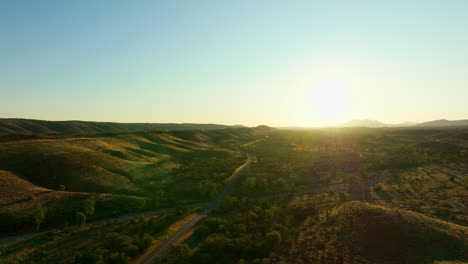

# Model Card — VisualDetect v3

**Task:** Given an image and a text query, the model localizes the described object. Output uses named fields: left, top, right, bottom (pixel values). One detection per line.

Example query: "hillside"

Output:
left=289, top=202, right=467, bottom=264
left=0, top=118, right=244, bottom=136
left=417, top=119, right=468, bottom=127
left=0, top=129, right=259, bottom=195
left=0, top=170, right=87, bottom=220
left=0, top=128, right=265, bottom=235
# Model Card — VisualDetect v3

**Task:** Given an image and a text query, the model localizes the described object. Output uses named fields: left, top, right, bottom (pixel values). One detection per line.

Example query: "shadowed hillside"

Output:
left=0, top=169, right=146, bottom=235
left=0, top=118, right=244, bottom=136
left=290, top=201, right=467, bottom=264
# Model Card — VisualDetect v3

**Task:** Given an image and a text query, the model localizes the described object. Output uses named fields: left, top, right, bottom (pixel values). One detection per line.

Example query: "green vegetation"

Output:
left=235, top=127, right=467, bottom=198
left=1, top=126, right=467, bottom=263
left=75, top=212, right=86, bottom=227
left=0, top=128, right=265, bottom=235
left=0, top=211, right=184, bottom=264
left=156, top=127, right=467, bottom=264
left=32, top=205, right=46, bottom=231
left=157, top=199, right=313, bottom=264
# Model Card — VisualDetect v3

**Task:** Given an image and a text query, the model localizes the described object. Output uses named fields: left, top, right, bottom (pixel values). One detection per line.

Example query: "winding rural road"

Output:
left=134, top=153, right=255, bottom=264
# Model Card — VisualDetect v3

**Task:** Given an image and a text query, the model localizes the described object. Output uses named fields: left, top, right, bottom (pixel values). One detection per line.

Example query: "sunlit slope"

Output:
left=291, top=202, right=467, bottom=264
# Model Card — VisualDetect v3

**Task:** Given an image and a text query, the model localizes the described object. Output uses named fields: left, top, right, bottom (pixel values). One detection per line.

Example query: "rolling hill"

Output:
left=289, top=201, right=467, bottom=264
left=0, top=128, right=265, bottom=235
left=0, top=118, right=244, bottom=136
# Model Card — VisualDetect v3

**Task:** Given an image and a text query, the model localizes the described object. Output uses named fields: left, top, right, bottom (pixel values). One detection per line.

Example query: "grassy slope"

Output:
left=289, top=201, right=467, bottom=264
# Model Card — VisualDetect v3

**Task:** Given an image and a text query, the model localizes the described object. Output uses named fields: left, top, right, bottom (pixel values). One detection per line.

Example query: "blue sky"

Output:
left=1, top=0, right=467, bottom=126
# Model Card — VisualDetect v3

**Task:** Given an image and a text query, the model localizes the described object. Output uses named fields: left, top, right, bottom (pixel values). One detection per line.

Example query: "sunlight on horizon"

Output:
left=307, top=79, right=352, bottom=126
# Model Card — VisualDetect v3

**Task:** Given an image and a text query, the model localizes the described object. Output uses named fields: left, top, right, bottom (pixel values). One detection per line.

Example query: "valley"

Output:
left=0, top=126, right=466, bottom=263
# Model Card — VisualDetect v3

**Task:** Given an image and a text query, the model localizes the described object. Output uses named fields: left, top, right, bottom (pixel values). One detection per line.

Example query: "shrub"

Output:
left=75, top=212, right=86, bottom=226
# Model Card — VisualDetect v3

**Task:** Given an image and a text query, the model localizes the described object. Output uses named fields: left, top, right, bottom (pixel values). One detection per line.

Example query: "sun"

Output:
left=310, top=79, right=351, bottom=121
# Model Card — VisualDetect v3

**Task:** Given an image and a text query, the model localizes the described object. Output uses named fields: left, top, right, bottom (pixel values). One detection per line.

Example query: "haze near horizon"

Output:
left=1, top=1, right=468, bottom=126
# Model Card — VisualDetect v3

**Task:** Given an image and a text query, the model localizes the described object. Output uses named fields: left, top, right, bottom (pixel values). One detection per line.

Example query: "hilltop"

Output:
left=0, top=118, right=244, bottom=136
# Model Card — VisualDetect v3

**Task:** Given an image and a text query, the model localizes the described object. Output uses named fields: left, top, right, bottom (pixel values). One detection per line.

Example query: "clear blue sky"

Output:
left=1, top=0, right=467, bottom=126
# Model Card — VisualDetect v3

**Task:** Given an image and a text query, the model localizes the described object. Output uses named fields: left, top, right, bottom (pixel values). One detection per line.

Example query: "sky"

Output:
left=1, top=0, right=468, bottom=127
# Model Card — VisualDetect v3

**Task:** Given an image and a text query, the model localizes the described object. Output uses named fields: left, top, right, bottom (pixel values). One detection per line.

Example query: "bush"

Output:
left=124, top=244, right=139, bottom=258
left=75, top=212, right=86, bottom=226
left=138, top=234, right=153, bottom=251
left=108, top=252, right=130, bottom=264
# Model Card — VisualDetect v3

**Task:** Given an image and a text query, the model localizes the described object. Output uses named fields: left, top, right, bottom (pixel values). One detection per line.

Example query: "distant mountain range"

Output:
left=0, top=118, right=244, bottom=136
left=416, top=119, right=468, bottom=127
left=337, top=119, right=468, bottom=128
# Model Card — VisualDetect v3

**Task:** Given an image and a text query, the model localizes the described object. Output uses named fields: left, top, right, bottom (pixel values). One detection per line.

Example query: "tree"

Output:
left=124, top=244, right=139, bottom=258
left=58, top=185, right=66, bottom=191
left=76, top=212, right=86, bottom=227
left=243, top=177, right=256, bottom=193
left=138, top=234, right=153, bottom=250
left=108, top=252, right=130, bottom=264
left=33, top=205, right=47, bottom=231
left=265, top=231, right=282, bottom=248
left=74, top=251, right=100, bottom=264
left=82, top=199, right=95, bottom=216
left=197, top=181, right=220, bottom=199
left=151, top=190, right=165, bottom=208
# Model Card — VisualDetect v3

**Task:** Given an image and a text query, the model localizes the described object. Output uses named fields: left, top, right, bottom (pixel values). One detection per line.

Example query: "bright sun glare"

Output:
left=311, top=79, right=351, bottom=122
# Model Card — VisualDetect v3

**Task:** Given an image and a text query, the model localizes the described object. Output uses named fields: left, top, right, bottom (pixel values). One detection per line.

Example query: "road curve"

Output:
left=134, top=153, right=254, bottom=264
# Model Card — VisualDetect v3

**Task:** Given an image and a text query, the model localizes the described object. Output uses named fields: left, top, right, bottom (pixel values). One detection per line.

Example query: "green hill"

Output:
left=0, top=129, right=256, bottom=195
left=290, top=201, right=467, bottom=264
left=0, top=118, right=244, bottom=136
